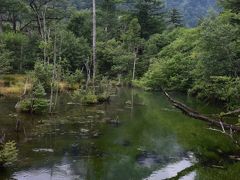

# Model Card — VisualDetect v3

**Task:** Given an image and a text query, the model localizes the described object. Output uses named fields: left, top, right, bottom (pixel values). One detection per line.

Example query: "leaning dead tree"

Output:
left=163, top=90, right=240, bottom=132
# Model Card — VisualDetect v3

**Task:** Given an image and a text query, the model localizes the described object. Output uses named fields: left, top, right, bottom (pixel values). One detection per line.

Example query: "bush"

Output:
left=73, top=89, right=98, bottom=104
left=64, top=69, right=84, bottom=90
left=0, top=141, right=18, bottom=167
left=32, top=98, right=49, bottom=113
left=189, top=76, right=240, bottom=110
left=33, top=62, right=53, bottom=91
left=16, top=99, right=32, bottom=112
left=140, top=28, right=198, bottom=91
left=16, top=82, right=49, bottom=113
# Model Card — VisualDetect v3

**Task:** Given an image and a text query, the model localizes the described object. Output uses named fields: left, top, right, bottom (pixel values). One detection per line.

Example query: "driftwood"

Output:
left=163, top=90, right=240, bottom=132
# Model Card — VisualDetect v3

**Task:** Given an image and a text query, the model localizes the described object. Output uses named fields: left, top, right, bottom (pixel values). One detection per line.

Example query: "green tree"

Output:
left=134, top=0, right=165, bottom=38
left=219, top=0, right=240, bottom=13
left=59, top=30, right=90, bottom=72
left=0, top=0, right=28, bottom=32
left=121, top=18, right=144, bottom=81
left=140, top=28, right=199, bottom=91
left=0, top=32, right=29, bottom=72
left=97, top=39, right=134, bottom=78
left=0, top=43, right=11, bottom=74
left=198, top=12, right=240, bottom=77
left=68, top=11, right=92, bottom=42
left=168, top=8, right=183, bottom=28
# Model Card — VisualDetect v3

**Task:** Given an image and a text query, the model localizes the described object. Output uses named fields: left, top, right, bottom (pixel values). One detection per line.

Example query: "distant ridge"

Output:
left=70, top=0, right=218, bottom=27
left=165, top=0, right=218, bottom=27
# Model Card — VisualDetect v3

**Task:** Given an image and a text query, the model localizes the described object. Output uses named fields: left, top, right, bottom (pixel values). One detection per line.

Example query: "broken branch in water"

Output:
left=163, top=90, right=240, bottom=132
left=220, top=108, right=240, bottom=117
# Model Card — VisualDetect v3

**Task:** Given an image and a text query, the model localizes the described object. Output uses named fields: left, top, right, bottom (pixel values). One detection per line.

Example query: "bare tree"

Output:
left=92, top=0, right=96, bottom=89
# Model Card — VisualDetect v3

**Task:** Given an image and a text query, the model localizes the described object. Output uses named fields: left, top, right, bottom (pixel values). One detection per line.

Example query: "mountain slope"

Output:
left=69, top=0, right=218, bottom=27
left=165, top=0, right=218, bottom=27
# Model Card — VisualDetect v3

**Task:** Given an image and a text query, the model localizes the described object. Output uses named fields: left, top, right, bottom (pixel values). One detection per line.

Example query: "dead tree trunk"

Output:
left=132, top=52, right=137, bottom=81
left=0, top=15, right=3, bottom=34
left=92, top=0, right=96, bottom=90
left=15, top=119, right=21, bottom=132
left=49, top=33, right=57, bottom=114
left=85, top=58, right=91, bottom=90
left=163, top=90, right=240, bottom=132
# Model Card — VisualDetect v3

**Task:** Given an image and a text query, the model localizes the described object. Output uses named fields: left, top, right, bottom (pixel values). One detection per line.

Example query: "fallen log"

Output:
left=163, top=90, right=240, bottom=132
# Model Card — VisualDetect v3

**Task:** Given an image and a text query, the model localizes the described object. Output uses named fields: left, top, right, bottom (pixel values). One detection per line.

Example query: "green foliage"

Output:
left=0, top=32, right=29, bottom=72
left=17, top=99, right=32, bottom=112
left=17, top=82, right=49, bottom=113
left=60, top=32, right=90, bottom=72
left=219, top=0, right=240, bottom=13
left=140, top=28, right=198, bottom=91
left=32, top=98, right=49, bottom=113
left=97, top=39, right=134, bottom=78
left=190, top=76, right=240, bottom=110
left=64, top=69, right=84, bottom=89
left=68, top=11, right=92, bottom=41
left=73, top=90, right=98, bottom=104
left=166, top=0, right=217, bottom=27
left=33, top=62, right=53, bottom=91
left=167, top=8, right=183, bottom=28
left=198, top=11, right=240, bottom=77
left=121, top=18, right=144, bottom=51
left=33, top=83, right=46, bottom=98
left=0, top=141, right=18, bottom=167
left=141, top=10, right=240, bottom=108
left=0, top=43, right=11, bottom=74
left=134, top=0, right=166, bottom=38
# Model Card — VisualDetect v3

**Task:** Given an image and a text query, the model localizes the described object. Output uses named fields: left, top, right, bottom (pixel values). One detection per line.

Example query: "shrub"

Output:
left=33, top=62, right=53, bottom=91
left=189, top=76, right=240, bottom=110
left=0, top=141, right=18, bottom=167
left=73, top=89, right=98, bottom=104
left=16, top=82, right=49, bottom=113
left=64, top=69, right=84, bottom=90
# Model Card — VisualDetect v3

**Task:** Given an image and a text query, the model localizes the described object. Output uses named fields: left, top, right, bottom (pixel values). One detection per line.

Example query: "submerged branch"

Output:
left=167, top=164, right=198, bottom=180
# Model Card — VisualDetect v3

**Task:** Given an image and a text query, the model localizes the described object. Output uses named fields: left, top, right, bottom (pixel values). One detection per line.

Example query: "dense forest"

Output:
left=0, top=0, right=240, bottom=177
left=0, top=0, right=239, bottom=108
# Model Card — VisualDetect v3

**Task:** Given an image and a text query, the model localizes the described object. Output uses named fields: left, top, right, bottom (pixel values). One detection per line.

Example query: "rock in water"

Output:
left=32, top=148, right=54, bottom=153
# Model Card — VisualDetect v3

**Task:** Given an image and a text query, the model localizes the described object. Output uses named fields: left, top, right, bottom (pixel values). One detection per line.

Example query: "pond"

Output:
left=0, top=88, right=240, bottom=180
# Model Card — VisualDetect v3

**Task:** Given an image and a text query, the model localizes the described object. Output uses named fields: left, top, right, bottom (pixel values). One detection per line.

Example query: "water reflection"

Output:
left=144, top=152, right=196, bottom=180
left=180, top=171, right=197, bottom=180
left=13, top=155, right=87, bottom=180
left=0, top=88, right=239, bottom=180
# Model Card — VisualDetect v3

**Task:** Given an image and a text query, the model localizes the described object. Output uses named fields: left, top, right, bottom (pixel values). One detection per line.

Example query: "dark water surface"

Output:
left=0, top=88, right=240, bottom=180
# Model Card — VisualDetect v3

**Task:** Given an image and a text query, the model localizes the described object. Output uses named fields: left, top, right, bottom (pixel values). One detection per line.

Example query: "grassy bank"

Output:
left=0, top=74, right=29, bottom=97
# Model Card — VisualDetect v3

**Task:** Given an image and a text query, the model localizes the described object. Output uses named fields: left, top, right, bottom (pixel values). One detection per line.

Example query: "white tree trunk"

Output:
left=92, top=0, right=97, bottom=88
left=132, top=51, right=137, bottom=81
left=49, top=34, right=57, bottom=114
left=0, top=16, right=3, bottom=34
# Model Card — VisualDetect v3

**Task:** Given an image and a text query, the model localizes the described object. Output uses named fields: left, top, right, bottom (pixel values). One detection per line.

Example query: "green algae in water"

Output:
left=0, top=88, right=239, bottom=180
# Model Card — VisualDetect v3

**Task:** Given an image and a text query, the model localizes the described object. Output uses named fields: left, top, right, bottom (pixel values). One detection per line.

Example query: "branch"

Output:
left=163, top=90, right=240, bottom=132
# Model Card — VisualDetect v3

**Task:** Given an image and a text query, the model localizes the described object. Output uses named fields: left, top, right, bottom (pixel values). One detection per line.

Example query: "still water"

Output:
left=0, top=88, right=239, bottom=180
